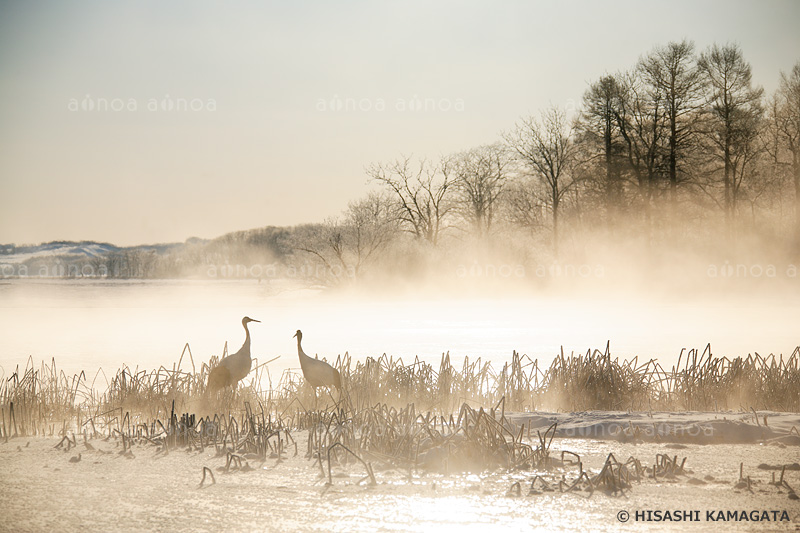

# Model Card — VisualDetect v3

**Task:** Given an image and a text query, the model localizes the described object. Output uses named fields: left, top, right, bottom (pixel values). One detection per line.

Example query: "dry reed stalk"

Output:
left=198, top=466, right=215, bottom=488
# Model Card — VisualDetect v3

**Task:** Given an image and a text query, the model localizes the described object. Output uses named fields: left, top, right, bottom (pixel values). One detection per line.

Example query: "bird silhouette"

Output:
left=293, top=329, right=342, bottom=393
left=207, top=316, right=260, bottom=392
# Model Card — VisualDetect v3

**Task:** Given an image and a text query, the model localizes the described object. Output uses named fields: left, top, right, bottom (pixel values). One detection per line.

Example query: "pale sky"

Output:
left=1, top=0, right=798, bottom=246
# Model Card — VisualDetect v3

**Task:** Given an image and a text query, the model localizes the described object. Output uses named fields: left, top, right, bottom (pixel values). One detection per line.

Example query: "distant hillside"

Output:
left=0, top=227, right=297, bottom=279
left=0, top=241, right=121, bottom=262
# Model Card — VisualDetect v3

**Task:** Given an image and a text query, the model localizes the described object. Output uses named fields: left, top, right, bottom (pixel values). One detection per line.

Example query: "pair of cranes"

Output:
left=206, top=316, right=342, bottom=395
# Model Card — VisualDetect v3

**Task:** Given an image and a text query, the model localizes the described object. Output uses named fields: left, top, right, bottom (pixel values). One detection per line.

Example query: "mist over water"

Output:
left=1, top=278, right=797, bottom=382
left=2, top=5, right=800, bottom=532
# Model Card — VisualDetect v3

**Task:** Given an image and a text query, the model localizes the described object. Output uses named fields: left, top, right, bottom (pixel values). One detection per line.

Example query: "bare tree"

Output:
left=367, top=157, right=453, bottom=245
left=736, top=131, right=785, bottom=232
left=505, top=106, right=577, bottom=256
left=638, top=40, right=705, bottom=213
left=698, top=44, right=764, bottom=227
left=293, top=192, right=398, bottom=283
left=504, top=177, right=548, bottom=231
left=578, top=74, right=628, bottom=217
left=772, top=62, right=800, bottom=240
left=346, top=193, right=399, bottom=276
left=763, top=94, right=797, bottom=233
left=449, top=144, right=510, bottom=238
left=615, top=69, right=668, bottom=237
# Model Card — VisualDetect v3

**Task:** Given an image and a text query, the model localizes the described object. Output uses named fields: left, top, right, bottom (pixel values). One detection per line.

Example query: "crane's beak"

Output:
left=292, top=332, right=297, bottom=338
left=251, top=319, right=261, bottom=323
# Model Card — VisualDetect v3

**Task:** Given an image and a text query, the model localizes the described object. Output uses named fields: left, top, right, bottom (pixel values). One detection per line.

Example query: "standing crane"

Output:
left=293, top=329, right=342, bottom=394
left=207, top=316, right=260, bottom=392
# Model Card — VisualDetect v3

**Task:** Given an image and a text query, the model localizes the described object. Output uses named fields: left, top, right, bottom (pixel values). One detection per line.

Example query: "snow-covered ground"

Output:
left=1, top=411, right=798, bottom=532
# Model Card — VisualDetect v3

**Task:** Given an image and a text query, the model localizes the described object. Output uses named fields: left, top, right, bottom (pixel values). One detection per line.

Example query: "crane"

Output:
left=293, top=329, right=342, bottom=394
left=207, top=316, right=260, bottom=392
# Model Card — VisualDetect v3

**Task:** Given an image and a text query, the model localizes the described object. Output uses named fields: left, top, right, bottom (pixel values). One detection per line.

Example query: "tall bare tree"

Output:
left=773, top=62, right=800, bottom=240
left=505, top=107, right=577, bottom=256
left=615, top=69, right=667, bottom=237
left=578, top=74, right=627, bottom=217
left=367, top=157, right=453, bottom=245
left=638, top=40, right=705, bottom=213
left=450, top=144, right=510, bottom=238
left=763, top=94, right=797, bottom=232
left=698, top=44, right=764, bottom=227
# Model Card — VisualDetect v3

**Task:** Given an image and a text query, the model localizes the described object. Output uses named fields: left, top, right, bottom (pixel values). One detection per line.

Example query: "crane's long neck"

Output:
left=296, top=336, right=311, bottom=367
left=239, top=322, right=251, bottom=357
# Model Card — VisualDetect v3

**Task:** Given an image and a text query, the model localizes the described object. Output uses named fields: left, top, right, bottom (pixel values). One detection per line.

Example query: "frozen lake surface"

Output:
left=0, top=279, right=798, bottom=380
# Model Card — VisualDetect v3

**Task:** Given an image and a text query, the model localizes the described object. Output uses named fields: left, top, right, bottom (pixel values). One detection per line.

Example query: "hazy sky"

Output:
left=1, top=0, right=798, bottom=246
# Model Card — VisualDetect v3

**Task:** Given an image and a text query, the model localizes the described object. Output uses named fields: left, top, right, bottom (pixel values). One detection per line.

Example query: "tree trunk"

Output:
left=552, top=192, right=560, bottom=258
left=724, top=136, right=731, bottom=227
left=605, top=116, right=614, bottom=226
left=795, top=157, right=800, bottom=244
left=644, top=176, right=654, bottom=247
left=669, top=122, right=678, bottom=216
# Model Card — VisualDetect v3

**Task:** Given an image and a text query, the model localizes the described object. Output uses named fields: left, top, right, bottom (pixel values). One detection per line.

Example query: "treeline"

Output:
left=104, top=228, right=295, bottom=279
left=293, top=41, right=800, bottom=285
left=9, top=41, right=799, bottom=287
